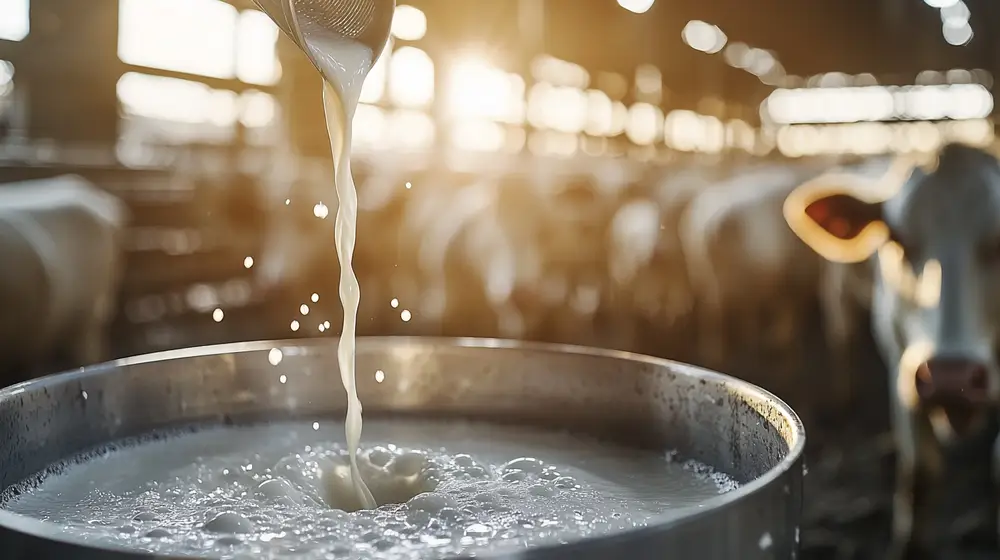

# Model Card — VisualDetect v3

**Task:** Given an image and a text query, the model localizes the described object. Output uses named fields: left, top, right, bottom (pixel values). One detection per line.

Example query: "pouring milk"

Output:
left=287, top=4, right=378, bottom=509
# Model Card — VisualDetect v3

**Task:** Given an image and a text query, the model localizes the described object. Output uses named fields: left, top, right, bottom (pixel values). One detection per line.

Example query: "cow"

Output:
left=807, top=156, right=897, bottom=412
left=254, top=174, right=339, bottom=292
left=414, top=173, right=502, bottom=336
left=605, top=184, right=662, bottom=353
left=651, top=165, right=725, bottom=334
left=375, top=164, right=488, bottom=334
left=678, top=162, right=826, bottom=376
left=0, top=175, right=127, bottom=380
left=536, top=172, right=614, bottom=348
left=783, top=143, right=1000, bottom=558
left=253, top=157, right=379, bottom=296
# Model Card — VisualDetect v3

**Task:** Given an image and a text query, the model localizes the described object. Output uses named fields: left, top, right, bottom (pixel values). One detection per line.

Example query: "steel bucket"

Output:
left=0, top=337, right=805, bottom=559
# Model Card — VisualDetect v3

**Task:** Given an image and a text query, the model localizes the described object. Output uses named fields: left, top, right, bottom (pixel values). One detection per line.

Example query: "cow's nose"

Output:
left=914, top=357, right=990, bottom=406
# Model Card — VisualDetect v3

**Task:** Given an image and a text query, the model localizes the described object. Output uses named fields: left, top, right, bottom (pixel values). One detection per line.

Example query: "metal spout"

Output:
left=251, top=0, right=395, bottom=57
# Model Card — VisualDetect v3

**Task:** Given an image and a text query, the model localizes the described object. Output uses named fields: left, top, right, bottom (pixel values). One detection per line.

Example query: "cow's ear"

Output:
left=784, top=174, right=889, bottom=263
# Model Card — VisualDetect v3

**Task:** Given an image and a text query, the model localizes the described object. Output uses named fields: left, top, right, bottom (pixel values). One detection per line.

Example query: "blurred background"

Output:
left=0, top=0, right=998, bottom=557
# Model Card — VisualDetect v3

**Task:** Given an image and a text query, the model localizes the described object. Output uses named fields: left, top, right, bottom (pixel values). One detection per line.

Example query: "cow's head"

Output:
left=255, top=178, right=339, bottom=293
left=785, top=144, right=1000, bottom=440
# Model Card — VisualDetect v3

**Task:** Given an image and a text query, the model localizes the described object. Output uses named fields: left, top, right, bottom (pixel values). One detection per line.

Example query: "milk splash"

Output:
left=288, top=2, right=378, bottom=509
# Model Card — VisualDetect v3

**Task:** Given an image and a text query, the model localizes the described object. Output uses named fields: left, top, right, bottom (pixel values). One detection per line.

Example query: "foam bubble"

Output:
left=203, top=512, right=254, bottom=534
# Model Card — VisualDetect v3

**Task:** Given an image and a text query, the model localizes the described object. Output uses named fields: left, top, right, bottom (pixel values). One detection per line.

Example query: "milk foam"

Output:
left=1, top=419, right=740, bottom=559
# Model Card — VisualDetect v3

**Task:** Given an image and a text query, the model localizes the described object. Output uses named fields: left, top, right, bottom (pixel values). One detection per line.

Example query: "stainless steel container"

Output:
left=0, top=337, right=806, bottom=559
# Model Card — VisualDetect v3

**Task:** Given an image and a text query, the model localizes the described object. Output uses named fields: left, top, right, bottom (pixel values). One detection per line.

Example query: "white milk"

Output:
left=1, top=419, right=740, bottom=559
left=289, top=5, right=379, bottom=509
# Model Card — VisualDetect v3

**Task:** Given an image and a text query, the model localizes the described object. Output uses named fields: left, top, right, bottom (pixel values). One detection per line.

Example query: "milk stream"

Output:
left=290, top=8, right=378, bottom=510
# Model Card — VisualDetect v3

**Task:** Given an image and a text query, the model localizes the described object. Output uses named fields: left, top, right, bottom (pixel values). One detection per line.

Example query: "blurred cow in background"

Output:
left=645, top=164, right=725, bottom=356
left=606, top=180, right=662, bottom=352
left=679, top=162, right=827, bottom=374
left=0, top=175, right=127, bottom=379
left=254, top=155, right=383, bottom=298
left=784, top=143, right=1000, bottom=556
left=538, top=171, right=618, bottom=347
left=806, top=156, right=896, bottom=410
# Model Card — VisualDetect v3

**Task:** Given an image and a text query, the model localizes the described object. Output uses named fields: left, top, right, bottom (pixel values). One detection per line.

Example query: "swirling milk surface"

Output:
left=2, top=419, right=740, bottom=559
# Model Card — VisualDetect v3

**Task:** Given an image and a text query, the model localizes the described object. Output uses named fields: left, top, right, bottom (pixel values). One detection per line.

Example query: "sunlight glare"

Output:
left=445, top=56, right=525, bottom=123
left=391, top=5, right=427, bottom=41
left=118, top=0, right=238, bottom=79
left=0, top=0, right=29, bottom=42
left=388, top=47, right=435, bottom=108
left=617, top=0, right=655, bottom=14
left=117, top=72, right=239, bottom=126
left=236, top=10, right=281, bottom=85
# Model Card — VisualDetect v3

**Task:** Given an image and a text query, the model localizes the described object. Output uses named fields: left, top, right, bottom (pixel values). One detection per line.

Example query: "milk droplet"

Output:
left=268, top=348, right=283, bottom=365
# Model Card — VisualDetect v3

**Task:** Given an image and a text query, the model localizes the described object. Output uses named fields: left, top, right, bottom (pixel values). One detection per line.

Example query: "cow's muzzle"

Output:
left=915, top=357, right=992, bottom=435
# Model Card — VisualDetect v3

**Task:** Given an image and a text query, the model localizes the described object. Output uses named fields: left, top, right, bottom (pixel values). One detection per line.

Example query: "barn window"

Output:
left=117, top=0, right=279, bottom=85
left=0, top=0, right=30, bottom=42
left=116, top=72, right=239, bottom=145
left=387, top=46, right=434, bottom=109
left=235, top=9, right=281, bottom=86
left=118, top=0, right=239, bottom=79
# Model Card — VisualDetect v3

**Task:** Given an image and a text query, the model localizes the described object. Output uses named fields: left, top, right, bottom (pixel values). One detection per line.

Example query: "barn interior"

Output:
left=0, top=0, right=998, bottom=558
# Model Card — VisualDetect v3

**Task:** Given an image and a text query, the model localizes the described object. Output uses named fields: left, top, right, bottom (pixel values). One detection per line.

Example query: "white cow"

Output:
left=453, top=172, right=551, bottom=340
left=605, top=192, right=661, bottom=351
left=651, top=165, right=725, bottom=330
left=534, top=173, right=613, bottom=348
left=415, top=176, right=500, bottom=330
left=0, top=175, right=127, bottom=378
left=679, top=162, right=827, bottom=372
left=784, top=143, right=1000, bottom=557
left=253, top=155, right=339, bottom=294
left=608, top=196, right=661, bottom=293
left=253, top=156, right=389, bottom=296
left=807, top=156, right=896, bottom=409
